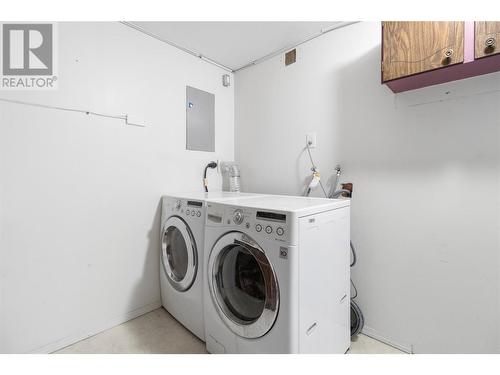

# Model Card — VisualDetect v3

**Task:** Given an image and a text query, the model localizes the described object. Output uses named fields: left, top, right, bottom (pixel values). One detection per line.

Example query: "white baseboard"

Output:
left=29, top=300, right=162, bottom=354
left=362, top=326, right=413, bottom=354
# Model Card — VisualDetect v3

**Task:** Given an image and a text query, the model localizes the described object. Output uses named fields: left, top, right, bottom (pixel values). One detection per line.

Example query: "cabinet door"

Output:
left=475, top=22, right=500, bottom=59
left=382, top=22, right=464, bottom=82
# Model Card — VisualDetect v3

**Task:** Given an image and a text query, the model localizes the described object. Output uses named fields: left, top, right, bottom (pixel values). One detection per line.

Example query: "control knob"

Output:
left=233, top=209, right=244, bottom=225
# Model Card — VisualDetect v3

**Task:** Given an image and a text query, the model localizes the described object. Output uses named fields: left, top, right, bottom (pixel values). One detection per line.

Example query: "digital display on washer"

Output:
left=187, top=200, right=203, bottom=207
left=207, top=214, right=222, bottom=223
left=256, top=211, right=286, bottom=222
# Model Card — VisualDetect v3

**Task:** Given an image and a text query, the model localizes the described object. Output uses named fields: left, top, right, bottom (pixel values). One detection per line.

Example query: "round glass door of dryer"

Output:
left=208, top=232, right=279, bottom=339
left=161, top=216, right=198, bottom=292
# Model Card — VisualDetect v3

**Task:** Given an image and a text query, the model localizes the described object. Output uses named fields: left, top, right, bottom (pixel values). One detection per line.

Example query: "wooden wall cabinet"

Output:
left=475, top=21, right=500, bottom=59
left=382, top=21, right=500, bottom=93
left=382, top=22, right=464, bottom=82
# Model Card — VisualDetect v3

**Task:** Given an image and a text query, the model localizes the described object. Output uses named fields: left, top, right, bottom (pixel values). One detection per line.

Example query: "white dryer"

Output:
left=160, top=191, right=262, bottom=341
left=203, top=195, right=351, bottom=353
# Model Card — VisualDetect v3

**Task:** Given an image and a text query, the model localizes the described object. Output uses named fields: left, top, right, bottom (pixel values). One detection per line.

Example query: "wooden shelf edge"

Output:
left=385, top=53, right=500, bottom=93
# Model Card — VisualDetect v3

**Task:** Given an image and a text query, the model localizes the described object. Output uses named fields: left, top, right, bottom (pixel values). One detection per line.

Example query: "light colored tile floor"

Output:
left=55, top=308, right=405, bottom=354
left=56, top=308, right=206, bottom=354
left=348, top=333, right=404, bottom=354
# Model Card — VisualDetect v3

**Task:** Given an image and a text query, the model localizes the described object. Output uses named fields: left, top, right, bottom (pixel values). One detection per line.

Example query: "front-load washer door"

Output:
left=208, top=231, right=279, bottom=339
left=161, top=216, right=197, bottom=292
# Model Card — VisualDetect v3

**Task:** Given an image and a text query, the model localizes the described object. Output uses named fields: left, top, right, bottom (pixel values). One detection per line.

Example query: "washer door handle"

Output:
left=306, top=322, right=318, bottom=336
left=234, top=238, right=262, bottom=253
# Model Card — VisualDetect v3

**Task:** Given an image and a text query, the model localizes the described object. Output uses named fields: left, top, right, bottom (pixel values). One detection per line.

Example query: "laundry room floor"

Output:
left=55, top=308, right=404, bottom=354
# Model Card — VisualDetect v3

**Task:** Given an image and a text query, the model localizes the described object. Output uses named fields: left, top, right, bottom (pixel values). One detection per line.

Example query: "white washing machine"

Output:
left=160, top=191, right=263, bottom=341
left=203, top=195, right=351, bottom=353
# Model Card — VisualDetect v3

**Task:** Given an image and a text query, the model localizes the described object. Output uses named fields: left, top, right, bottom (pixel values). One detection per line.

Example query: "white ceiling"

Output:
left=130, top=22, right=344, bottom=71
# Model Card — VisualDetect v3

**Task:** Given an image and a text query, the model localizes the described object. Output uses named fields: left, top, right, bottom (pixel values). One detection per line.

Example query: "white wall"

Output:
left=235, top=22, right=500, bottom=353
left=0, top=22, right=234, bottom=353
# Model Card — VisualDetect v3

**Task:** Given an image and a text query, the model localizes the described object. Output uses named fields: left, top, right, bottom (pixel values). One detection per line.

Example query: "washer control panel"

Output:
left=167, top=198, right=203, bottom=219
left=207, top=204, right=288, bottom=242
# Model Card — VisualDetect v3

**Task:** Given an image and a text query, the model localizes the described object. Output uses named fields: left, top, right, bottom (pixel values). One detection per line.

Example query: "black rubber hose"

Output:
left=203, top=161, right=218, bottom=192
left=350, top=241, right=357, bottom=267
left=351, top=300, right=364, bottom=337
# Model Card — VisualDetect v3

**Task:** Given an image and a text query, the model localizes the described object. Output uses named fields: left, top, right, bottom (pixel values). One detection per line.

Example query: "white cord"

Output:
left=0, top=97, right=146, bottom=128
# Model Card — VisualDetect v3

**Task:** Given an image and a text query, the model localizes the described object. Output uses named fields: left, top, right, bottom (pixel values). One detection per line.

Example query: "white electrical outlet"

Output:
left=306, top=132, right=317, bottom=148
